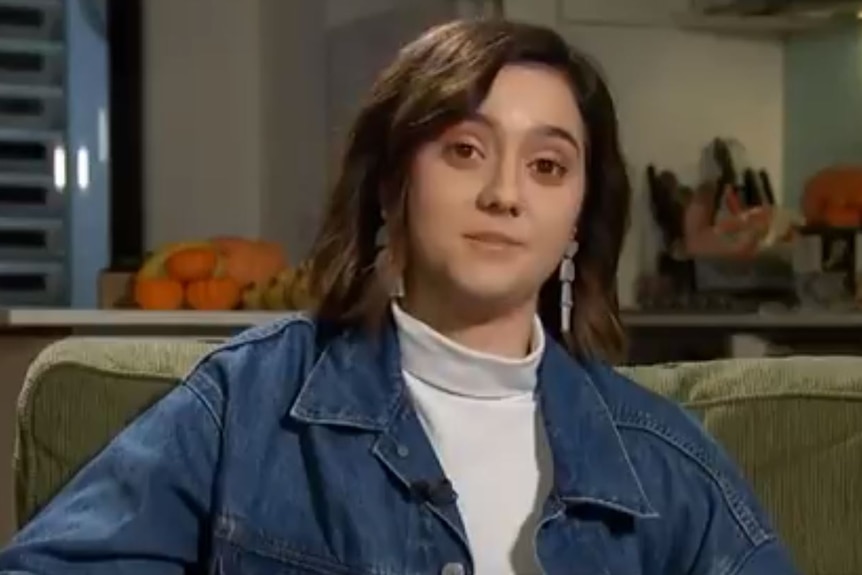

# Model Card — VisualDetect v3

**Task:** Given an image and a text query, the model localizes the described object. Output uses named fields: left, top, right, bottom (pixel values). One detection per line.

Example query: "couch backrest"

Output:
left=15, top=338, right=215, bottom=527
left=17, top=338, right=862, bottom=574
left=621, top=359, right=862, bottom=574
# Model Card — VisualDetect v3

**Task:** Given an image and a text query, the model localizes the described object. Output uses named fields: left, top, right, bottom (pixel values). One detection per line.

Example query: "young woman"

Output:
left=0, top=18, right=797, bottom=575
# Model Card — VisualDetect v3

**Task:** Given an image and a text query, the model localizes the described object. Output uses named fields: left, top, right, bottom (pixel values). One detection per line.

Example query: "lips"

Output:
left=463, top=231, right=524, bottom=247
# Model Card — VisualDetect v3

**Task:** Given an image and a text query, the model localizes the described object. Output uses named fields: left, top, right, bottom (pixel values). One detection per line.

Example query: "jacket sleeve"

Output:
left=733, top=540, right=799, bottom=575
left=670, top=426, right=803, bottom=575
left=0, top=365, right=223, bottom=575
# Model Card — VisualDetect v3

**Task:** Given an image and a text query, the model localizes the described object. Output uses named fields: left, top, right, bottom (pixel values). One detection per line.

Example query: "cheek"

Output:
left=407, top=151, right=477, bottom=233
left=533, top=184, right=585, bottom=262
left=404, top=152, right=464, bottom=260
left=543, top=180, right=585, bottom=235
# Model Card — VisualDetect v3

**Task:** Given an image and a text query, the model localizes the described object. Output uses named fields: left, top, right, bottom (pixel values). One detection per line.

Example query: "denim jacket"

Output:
left=0, top=314, right=798, bottom=575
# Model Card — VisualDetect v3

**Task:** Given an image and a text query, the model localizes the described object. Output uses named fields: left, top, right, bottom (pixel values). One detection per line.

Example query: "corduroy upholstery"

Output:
left=14, top=338, right=862, bottom=574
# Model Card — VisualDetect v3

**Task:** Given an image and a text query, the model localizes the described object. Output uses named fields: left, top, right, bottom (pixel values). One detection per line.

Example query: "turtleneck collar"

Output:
left=391, top=302, right=544, bottom=399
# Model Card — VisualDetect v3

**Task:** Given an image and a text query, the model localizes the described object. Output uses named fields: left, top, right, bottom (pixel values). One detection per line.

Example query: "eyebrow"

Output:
left=466, top=112, right=582, bottom=153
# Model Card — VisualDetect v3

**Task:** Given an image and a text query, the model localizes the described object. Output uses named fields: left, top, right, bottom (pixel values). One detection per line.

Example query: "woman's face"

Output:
left=403, top=63, right=586, bottom=313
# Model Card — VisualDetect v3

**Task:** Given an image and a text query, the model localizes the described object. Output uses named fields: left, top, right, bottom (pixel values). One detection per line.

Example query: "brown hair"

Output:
left=307, top=18, right=631, bottom=362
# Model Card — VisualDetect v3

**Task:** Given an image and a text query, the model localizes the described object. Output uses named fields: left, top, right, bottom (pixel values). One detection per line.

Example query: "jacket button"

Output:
left=441, top=563, right=465, bottom=575
left=396, top=444, right=409, bottom=457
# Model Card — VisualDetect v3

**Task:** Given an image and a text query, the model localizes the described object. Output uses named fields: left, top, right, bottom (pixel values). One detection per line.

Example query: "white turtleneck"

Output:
left=391, top=303, right=553, bottom=575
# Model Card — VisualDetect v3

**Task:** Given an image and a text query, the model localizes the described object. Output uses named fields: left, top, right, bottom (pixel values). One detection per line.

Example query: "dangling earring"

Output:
left=375, top=225, right=388, bottom=253
left=375, top=225, right=404, bottom=298
left=559, top=240, right=578, bottom=333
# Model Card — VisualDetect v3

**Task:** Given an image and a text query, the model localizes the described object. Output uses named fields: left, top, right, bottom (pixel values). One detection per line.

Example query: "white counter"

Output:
left=622, top=310, right=862, bottom=329
left=4, top=308, right=862, bottom=330
left=0, top=309, right=285, bottom=329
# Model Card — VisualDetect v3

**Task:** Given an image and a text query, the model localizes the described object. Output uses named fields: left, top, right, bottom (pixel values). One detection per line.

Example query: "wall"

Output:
left=143, top=0, right=786, bottom=304
left=325, top=0, right=462, bottom=174
left=784, top=25, right=862, bottom=208
left=143, top=0, right=263, bottom=249
left=258, top=1, right=327, bottom=261
left=505, top=0, right=785, bottom=307
left=144, top=0, right=470, bottom=261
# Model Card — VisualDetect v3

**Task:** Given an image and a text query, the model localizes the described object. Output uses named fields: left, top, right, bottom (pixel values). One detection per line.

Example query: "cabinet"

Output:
left=0, top=0, right=108, bottom=308
left=557, top=0, right=858, bottom=35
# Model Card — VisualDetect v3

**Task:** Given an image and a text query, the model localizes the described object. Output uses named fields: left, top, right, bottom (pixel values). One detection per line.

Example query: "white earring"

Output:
left=375, top=225, right=388, bottom=250
left=375, top=226, right=404, bottom=299
left=559, top=240, right=578, bottom=333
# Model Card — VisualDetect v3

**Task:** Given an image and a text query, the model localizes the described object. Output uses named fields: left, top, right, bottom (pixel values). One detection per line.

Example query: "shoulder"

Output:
left=198, top=312, right=319, bottom=373
left=580, top=361, right=779, bottom=552
left=181, top=312, right=324, bottom=427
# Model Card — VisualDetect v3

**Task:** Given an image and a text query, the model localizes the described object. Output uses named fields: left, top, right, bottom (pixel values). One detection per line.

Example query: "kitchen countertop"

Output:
left=3, top=308, right=862, bottom=330
left=621, top=309, right=862, bottom=329
left=0, top=309, right=285, bottom=329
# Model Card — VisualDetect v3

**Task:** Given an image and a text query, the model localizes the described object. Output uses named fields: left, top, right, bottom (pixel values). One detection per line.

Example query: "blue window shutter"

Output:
left=0, top=0, right=108, bottom=308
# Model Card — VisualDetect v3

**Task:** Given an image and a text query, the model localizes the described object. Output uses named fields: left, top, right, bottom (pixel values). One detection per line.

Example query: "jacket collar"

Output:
left=289, top=316, right=658, bottom=519
left=536, top=341, right=658, bottom=518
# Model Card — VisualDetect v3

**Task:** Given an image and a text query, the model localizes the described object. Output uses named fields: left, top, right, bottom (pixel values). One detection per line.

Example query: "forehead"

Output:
left=474, top=63, right=584, bottom=139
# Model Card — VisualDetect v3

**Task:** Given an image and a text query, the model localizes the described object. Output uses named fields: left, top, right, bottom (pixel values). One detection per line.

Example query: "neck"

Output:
left=398, top=290, right=537, bottom=359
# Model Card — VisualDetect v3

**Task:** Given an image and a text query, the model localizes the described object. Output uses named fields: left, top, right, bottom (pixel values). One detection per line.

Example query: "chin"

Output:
left=450, top=274, right=532, bottom=311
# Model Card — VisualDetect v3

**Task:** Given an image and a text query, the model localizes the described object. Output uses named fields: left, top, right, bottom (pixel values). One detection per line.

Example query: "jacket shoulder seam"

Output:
left=615, top=412, right=771, bottom=546
left=724, top=535, right=779, bottom=575
left=189, top=312, right=314, bottom=369
left=182, top=313, right=315, bottom=430
left=182, top=370, right=226, bottom=432
left=214, top=312, right=314, bottom=352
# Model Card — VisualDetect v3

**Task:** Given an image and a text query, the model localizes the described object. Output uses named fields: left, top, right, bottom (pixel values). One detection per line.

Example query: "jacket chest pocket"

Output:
left=211, top=514, right=380, bottom=575
left=212, top=546, right=367, bottom=575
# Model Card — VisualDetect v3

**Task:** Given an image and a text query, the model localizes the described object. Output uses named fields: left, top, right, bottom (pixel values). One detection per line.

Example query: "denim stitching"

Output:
left=184, top=369, right=225, bottom=432
left=615, top=407, right=770, bottom=546
left=578, top=367, right=660, bottom=517
left=215, top=513, right=387, bottom=575
left=724, top=537, right=778, bottom=575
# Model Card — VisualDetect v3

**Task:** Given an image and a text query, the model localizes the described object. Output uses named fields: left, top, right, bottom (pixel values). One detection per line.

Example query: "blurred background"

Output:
left=4, top=0, right=862, bottom=355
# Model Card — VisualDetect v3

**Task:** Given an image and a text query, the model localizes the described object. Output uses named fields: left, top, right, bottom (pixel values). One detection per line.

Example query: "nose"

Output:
left=476, top=156, right=523, bottom=216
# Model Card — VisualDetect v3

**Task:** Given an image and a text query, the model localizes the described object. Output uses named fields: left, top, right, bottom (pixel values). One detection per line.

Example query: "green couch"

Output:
left=14, top=337, right=862, bottom=574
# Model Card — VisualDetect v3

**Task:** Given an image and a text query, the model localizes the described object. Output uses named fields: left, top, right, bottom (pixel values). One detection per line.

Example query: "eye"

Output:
left=529, top=158, right=568, bottom=182
left=449, top=142, right=480, bottom=159
left=442, top=140, right=485, bottom=166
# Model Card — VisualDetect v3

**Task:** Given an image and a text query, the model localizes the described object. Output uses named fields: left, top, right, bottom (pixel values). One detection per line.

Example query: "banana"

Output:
left=289, top=269, right=314, bottom=310
left=137, top=240, right=214, bottom=279
left=263, top=268, right=295, bottom=310
left=262, top=280, right=286, bottom=310
left=241, top=282, right=267, bottom=310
